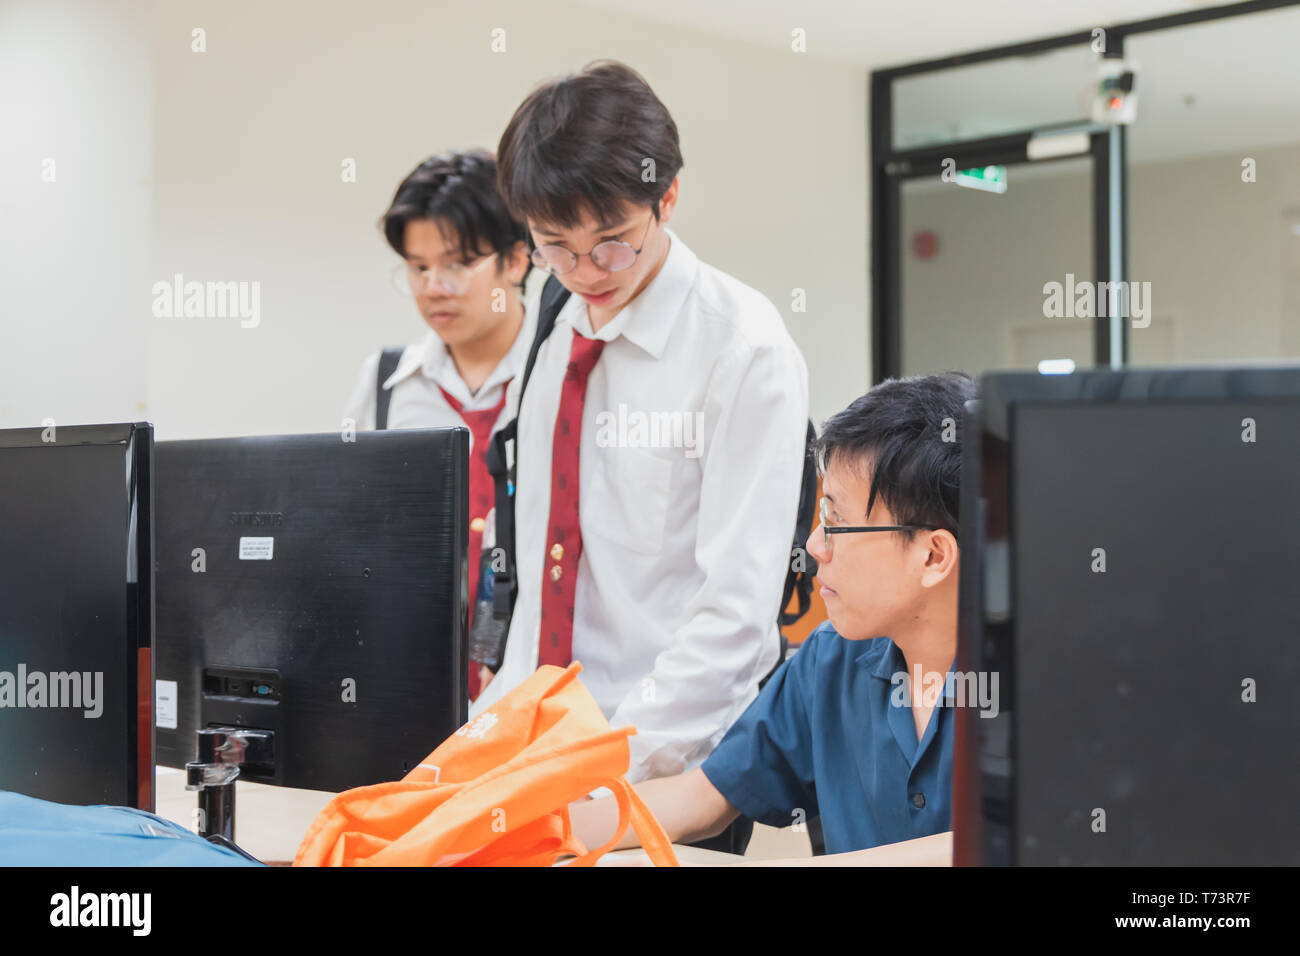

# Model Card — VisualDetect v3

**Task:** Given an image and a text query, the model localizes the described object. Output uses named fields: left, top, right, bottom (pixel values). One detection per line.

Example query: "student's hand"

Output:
left=478, top=665, right=495, bottom=692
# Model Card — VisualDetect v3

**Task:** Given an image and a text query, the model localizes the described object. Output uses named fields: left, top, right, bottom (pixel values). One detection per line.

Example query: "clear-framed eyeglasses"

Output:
left=391, top=253, right=496, bottom=297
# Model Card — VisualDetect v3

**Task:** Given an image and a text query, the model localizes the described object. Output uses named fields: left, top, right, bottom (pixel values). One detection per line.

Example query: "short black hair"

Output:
left=381, top=149, right=530, bottom=286
left=496, top=60, right=683, bottom=230
left=813, top=372, right=976, bottom=538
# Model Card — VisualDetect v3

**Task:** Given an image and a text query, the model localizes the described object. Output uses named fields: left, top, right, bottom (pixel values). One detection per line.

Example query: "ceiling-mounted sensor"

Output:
left=1093, top=58, right=1138, bottom=125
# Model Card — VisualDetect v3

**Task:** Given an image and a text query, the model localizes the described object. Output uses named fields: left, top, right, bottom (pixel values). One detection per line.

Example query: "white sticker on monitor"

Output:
left=239, top=536, right=274, bottom=560
left=156, top=679, right=178, bottom=730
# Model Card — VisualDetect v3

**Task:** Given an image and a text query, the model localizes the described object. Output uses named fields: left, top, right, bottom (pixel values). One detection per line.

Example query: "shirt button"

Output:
left=910, top=792, right=926, bottom=809
left=470, top=517, right=486, bottom=533
left=550, top=564, right=563, bottom=582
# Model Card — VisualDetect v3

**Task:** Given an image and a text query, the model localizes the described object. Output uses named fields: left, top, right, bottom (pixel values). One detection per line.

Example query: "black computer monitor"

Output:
left=154, top=428, right=468, bottom=793
left=0, top=422, right=155, bottom=810
left=955, top=366, right=1300, bottom=865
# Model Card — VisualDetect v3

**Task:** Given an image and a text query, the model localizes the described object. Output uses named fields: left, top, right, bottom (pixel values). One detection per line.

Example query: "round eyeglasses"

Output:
left=392, top=254, right=496, bottom=298
left=818, top=496, right=940, bottom=555
left=529, top=215, right=655, bottom=276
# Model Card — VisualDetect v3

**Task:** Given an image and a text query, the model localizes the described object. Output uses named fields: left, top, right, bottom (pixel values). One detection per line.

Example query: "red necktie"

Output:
left=538, top=333, right=606, bottom=667
left=438, top=381, right=511, bottom=699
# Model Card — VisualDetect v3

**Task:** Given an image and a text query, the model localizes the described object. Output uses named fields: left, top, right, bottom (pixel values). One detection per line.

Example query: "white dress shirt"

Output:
left=470, top=228, right=810, bottom=784
left=341, top=307, right=537, bottom=446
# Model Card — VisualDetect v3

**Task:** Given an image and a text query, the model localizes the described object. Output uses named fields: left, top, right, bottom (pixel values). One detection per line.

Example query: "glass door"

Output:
left=899, top=153, right=1097, bottom=378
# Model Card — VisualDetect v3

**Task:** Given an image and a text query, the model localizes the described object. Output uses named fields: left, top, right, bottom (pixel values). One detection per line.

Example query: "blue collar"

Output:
left=860, top=637, right=958, bottom=704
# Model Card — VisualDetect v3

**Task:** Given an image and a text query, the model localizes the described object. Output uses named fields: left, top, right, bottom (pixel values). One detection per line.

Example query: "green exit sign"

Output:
left=956, top=164, right=1007, bottom=194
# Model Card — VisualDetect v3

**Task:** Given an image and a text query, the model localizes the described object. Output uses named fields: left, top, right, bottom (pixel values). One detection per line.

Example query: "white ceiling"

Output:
left=1124, top=10, right=1300, bottom=161
left=572, top=0, right=1247, bottom=69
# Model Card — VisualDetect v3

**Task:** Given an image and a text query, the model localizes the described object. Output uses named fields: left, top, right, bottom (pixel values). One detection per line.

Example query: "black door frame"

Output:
left=877, top=125, right=1116, bottom=378
left=870, top=0, right=1300, bottom=384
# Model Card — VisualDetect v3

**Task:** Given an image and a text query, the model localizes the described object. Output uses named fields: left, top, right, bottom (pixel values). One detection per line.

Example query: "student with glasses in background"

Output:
left=343, top=149, right=534, bottom=702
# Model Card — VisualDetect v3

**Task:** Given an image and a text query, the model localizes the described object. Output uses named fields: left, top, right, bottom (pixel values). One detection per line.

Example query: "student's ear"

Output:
left=918, top=529, right=959, bottom=590
left=505, top=240, right=530, bottom=285
left=657, top=176, right=680, bottom=224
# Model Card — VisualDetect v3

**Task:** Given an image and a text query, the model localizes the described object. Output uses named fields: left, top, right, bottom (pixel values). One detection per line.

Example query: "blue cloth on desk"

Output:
left=0, top=790, right=264, bottom=866
left=701, top=621, right=955, bottom=855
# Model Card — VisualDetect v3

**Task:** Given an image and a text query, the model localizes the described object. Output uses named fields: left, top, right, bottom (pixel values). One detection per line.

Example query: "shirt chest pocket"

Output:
left=582, top=447, right=674, bottom=555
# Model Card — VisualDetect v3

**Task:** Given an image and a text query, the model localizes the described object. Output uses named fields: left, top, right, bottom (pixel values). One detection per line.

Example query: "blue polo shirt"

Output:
left=701, top=621, right=954, bottom=854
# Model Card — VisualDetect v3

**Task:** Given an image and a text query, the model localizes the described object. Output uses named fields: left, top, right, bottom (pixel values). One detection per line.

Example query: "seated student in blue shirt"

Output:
left=569, top=372, right=976, bottom=861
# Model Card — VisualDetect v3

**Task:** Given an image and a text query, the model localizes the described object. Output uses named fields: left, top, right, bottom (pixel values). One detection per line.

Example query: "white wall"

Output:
left=0, top=0, right=153, bottom=430
left=1129, top=141, right=1300, bottom=363
left=141, top=0, right=868, bottom=439
left=0, top=1, right=868, bottom=438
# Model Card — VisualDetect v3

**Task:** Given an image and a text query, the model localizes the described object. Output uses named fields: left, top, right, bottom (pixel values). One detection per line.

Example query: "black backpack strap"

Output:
left=779, top=420, right=820, bottom=628
left=521, top=274, right=570, bottom=396
left=374, top=346, right=405, bottom=430
left=479, top=276, right=571, bottom=669
left=761, top=421, right=818, bottom=687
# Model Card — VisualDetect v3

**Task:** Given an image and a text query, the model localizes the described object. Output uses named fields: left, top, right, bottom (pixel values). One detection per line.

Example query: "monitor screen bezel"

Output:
left=0, top=421, right=155, bottom=811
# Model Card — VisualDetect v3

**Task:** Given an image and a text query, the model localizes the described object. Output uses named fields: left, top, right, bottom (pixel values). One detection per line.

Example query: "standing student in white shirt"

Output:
left=472, top=61, right=810, bottom=850
left=343, top=149, right=534, bottom=701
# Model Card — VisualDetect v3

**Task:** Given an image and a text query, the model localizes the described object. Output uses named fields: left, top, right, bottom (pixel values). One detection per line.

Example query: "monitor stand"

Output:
left=185, top=727, right=275, bottom=847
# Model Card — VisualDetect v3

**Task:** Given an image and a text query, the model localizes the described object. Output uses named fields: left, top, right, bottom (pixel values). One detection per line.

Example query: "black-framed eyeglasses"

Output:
left=529, top=215, right=655, bottom=276
left=818, top=497, right=939, bottom=554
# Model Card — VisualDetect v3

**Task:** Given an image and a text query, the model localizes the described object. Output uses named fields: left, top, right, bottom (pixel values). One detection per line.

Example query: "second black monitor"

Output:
left=154, top=428, right=469, bottom=793
left=956, top=366, right=1300, bottom=865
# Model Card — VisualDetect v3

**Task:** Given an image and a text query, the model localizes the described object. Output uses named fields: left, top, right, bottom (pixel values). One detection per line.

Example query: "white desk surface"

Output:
left=152, top=767, right=950, bottom=866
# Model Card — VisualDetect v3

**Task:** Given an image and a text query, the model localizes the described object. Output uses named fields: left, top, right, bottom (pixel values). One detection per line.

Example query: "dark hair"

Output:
left=496, top=60, right=683, bottom=230
left=381, top=149, right=530, bottom=287
left=813, top=372, right=976, bottom=538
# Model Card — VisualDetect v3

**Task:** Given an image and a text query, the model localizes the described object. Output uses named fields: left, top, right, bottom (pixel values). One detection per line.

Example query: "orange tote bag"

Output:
left=293, top=663, right=679, bottom=866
